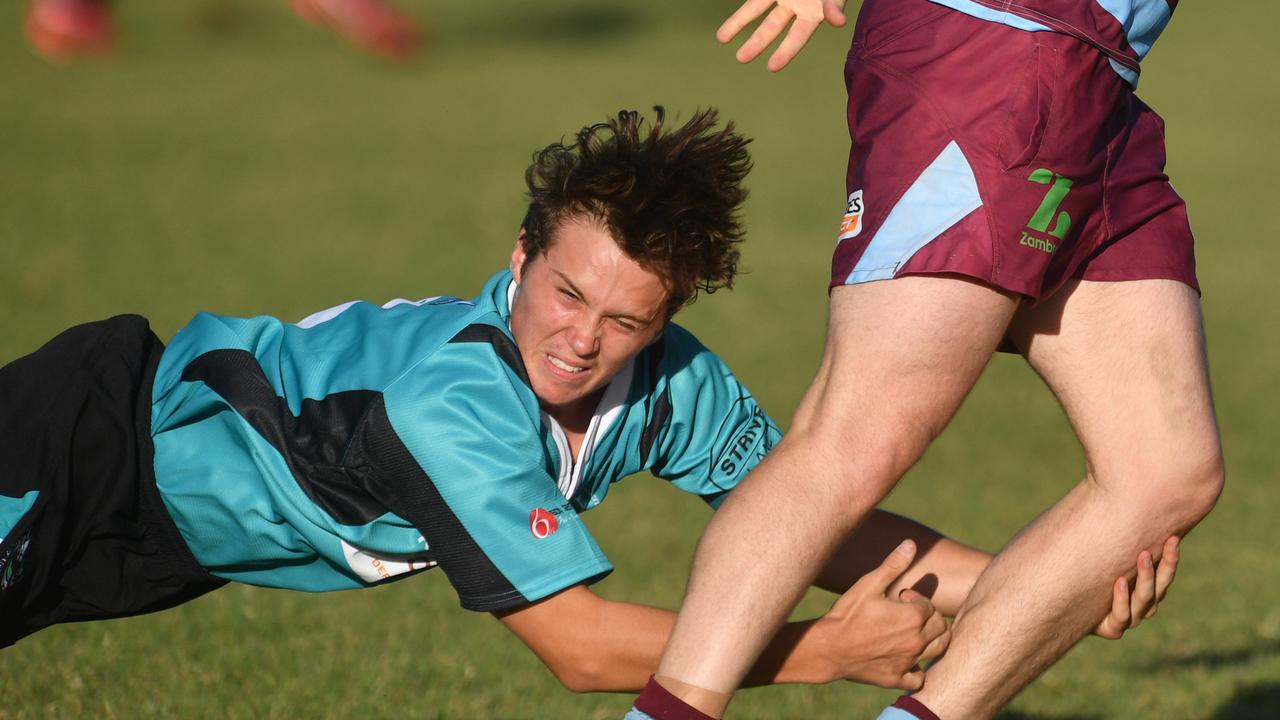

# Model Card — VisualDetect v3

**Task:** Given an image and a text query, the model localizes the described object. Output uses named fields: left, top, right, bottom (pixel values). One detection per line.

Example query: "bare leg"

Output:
left=914, top=279, right=1225, bottom=718
left=655, top=276, right=1019, bottom=715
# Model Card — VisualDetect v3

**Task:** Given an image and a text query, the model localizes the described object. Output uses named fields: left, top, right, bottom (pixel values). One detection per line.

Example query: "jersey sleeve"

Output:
left=646, top=326, right=782, bottom=508
left=379, top=324, right=612, bottom=611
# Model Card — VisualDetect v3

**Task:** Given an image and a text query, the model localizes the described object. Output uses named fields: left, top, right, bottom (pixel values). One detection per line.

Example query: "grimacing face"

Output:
left=509, top=216, right=670, bottom=428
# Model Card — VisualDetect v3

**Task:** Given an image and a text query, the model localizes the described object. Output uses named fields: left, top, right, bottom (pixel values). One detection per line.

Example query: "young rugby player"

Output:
left=635, top=2, right=1219, bottom=719
left=0, top=108, right=1171, bottom=698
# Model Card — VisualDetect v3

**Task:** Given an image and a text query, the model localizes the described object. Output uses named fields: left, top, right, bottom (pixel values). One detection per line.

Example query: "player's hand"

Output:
left=816, top=539, right=950, bottom=690
left=716, top=0, right=848, bottom=72
left=1094, top=536, right=1180, bottom=639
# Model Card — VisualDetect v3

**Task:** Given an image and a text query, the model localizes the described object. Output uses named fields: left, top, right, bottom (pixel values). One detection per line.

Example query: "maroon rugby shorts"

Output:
left=829, top=0, right=1197, bottom=301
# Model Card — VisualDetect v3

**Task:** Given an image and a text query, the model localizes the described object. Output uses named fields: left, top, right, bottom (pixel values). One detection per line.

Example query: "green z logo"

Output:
left=1026, top=168, right=1073, bottom=240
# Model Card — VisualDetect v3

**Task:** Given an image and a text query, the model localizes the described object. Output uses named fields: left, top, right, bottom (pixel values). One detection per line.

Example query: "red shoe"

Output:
left=289, top=0, right=423, bottom=60
left=25, top=0, right=114, bottom=60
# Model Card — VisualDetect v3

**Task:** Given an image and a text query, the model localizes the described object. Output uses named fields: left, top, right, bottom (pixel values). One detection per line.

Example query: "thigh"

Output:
left=1, top=317, right=224, bottom=647
left=795, top=275, right=1019, bottom=472
left=1008, top=279, right=1221, bottom=492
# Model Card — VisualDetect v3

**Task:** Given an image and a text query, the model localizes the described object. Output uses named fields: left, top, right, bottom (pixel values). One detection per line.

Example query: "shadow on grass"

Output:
left=1211, top=683, right=1280, bottom=719
left=1134, top=639, right=1280, bottom=671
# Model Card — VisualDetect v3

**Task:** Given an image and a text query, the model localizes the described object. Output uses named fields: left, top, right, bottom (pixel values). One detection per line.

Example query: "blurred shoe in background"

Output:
left=290, top=0, right=423, bottom=60
left=25, top=0, right=114, bottom=60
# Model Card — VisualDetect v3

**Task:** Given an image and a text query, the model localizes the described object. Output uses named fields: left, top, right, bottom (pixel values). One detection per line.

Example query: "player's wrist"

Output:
left=807, top=615, right=852, bottom=684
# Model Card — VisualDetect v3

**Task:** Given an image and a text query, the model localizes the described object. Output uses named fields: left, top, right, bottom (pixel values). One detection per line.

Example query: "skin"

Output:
left=501, top=216, right=950, bottom=690
left=913, top=280, right=1220, bottom=717
left=641, top=7, right=1220, bottom=719
left=716, top=0, right=849, bottom=72
left=492, top=218, right=1183, bottom=697
left=508, top=217, right=669, bottom=443
left=656, top=278, right=1215, bottom=718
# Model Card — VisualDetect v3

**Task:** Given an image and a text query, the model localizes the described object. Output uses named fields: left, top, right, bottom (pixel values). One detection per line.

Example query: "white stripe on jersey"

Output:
left=507, top=277, right=633, bottom=503
left=294, top=296, right=456, bottom=329
left=542, top=358, right=634, bottom=502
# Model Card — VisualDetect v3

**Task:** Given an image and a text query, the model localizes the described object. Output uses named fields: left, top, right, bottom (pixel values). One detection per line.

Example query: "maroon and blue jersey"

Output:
left=927, top=0, right=1176, bottom=85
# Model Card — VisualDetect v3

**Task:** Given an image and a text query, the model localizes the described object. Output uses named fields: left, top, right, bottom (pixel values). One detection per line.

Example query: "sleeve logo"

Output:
left=529, top=508, right=560, bottom=539
left=711, top=402, right=774, bottom=487
left=837, top=189, right=864, bottom=241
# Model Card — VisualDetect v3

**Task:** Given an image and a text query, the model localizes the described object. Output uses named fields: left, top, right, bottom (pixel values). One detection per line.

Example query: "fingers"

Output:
left=831, top=540, right=916, bottom=615
left=717, top=0, right=776, bottom=44
left=822, top=0, right=848, bottom=26
left=893, top=594, right=948, bottom=690
left=1093, top=576, right=1130, bottom=640
left=735, top=5, right=795, bottom=64
left=767, top=17, right=821, bottom=71
left=898, top=666, right=925, bottom=692
left=869, top=540, right=918, bottom=592
left=900, top=588, right=949, bottom=662
left=1098, top=537, right=1183, bottom=639
left=718, top=0, right=836, bottom=69
left=1151, top=536, right=1180, bottom=618
left=918, top=614, right=952, bottom=662
left=1128, top=550, right=1157, bottom=627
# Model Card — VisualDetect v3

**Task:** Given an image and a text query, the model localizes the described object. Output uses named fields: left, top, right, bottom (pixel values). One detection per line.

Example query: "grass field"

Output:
left=1, top=1, right=1278, bottom=717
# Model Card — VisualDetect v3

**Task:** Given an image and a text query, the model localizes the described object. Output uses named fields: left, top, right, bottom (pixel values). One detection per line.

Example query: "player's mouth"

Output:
left=545, top=353, right=588, bottom=377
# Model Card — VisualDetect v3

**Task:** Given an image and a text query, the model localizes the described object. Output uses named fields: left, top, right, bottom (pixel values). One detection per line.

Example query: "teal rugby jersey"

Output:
left=150, top=270, right=778, bottom=611
left=926, top=0, right=1176, bottom=86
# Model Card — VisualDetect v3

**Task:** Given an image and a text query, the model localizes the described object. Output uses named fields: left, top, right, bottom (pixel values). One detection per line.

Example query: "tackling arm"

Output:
left=496, top=519, right=950, bottom=694
left=816, top=511, right=1182, bottom=633
left=815, top=509, right=990, bottom=616
left=496, top=511, right=1178, bottom=694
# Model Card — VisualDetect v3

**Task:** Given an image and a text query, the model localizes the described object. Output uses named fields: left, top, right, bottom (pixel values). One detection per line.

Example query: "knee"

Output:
left=1171, top=450, right=1225, bottom=526
left=784, top=414, right=933, bottom=506
left=1117, top=443, right=1225, bottom=529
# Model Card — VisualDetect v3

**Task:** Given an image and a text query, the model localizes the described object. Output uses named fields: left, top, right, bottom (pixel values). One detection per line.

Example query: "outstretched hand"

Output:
left=816, top=540, right=950, bottom=691
left=1094, top=536, right=1181, bottom=639
left=716, top=0, right=849, bottom=72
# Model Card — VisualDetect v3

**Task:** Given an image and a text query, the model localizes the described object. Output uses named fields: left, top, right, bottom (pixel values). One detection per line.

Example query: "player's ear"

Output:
left=511, top=229, right=530, bottom=282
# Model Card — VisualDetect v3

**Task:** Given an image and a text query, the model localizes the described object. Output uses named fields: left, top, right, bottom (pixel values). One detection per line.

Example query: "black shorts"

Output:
left=0, top=315, right=226, bottom=648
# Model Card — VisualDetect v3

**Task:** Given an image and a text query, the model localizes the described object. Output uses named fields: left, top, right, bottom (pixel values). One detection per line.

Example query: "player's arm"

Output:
left=818, top=511, right=1182, bottom=636
left=816, top=509, right=989, bottom=616
left=717, top=0, right=849, bottom=72
left=496, top=539, right=948, bottom=693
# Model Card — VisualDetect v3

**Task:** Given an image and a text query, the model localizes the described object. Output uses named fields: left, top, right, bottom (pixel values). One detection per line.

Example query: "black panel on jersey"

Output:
left=347, top=400, right=524, bottom=611
left=639, top=337, right=669, bottom=467
left=181, top=349, right=521, bottom=608
left=449, top=324, right=530, bottom=386
left=181, top=350, right=391, bottom=526
left=640, top=389, right=670, bottom=468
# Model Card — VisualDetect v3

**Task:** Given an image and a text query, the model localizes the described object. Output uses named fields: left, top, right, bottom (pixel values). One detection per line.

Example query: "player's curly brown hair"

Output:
left=521, top=106, right=752, bottom=317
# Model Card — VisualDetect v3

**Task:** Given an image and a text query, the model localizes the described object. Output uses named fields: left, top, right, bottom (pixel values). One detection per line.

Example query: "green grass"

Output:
left=1, top=1, right=1278, bottom=717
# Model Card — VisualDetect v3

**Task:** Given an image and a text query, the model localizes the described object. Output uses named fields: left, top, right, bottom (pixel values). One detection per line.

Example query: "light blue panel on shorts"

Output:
left=844, top=140, right=982, bottom=284
left=0, top=491, right=38, bottom=541
left=1095, top=0, right=1172, bottom=60
left=925, top=0, right=1052, bottom=32
left=1108, top=58, right=1139, bottom=86
left=623, top=710, right=656, bottom=720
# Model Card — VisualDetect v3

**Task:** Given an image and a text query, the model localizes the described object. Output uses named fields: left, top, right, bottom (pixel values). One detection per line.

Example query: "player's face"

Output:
left=509, top=217, right=670, bottom=426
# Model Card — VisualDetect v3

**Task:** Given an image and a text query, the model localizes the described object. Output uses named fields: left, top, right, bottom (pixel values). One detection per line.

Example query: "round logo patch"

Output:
left=529, top=508, right=559, bottom=539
